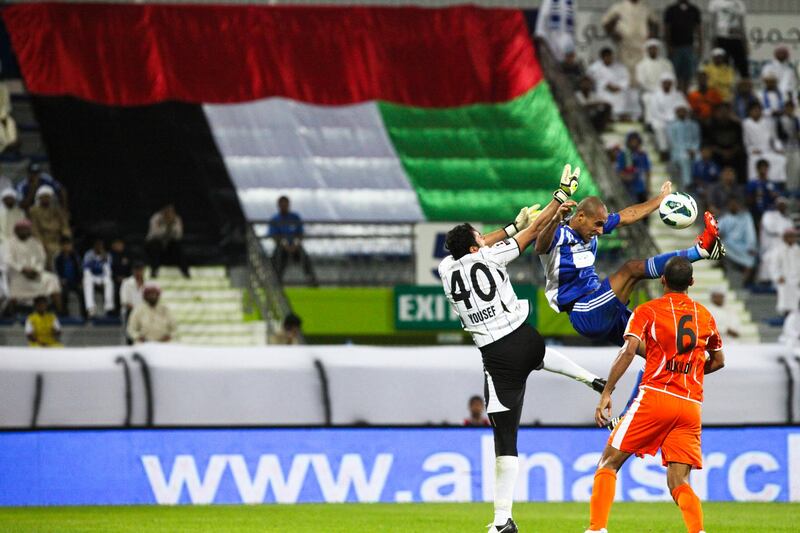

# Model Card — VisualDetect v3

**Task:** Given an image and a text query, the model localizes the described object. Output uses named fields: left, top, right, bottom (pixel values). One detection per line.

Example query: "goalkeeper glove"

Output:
left=504, top=203, right=541, bottom=237
left=553, top=164, right=580, bottom=204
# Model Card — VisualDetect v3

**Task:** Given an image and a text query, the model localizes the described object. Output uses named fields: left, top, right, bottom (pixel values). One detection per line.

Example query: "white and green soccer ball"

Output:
left=659, top=192, right=698, bottom=229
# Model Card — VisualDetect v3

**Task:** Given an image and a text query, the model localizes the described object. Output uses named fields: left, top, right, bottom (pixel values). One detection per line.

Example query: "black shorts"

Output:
left=479, top=324, right=545, bottom=414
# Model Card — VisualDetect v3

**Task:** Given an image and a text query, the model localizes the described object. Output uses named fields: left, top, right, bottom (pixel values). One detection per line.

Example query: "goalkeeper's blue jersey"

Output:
left=538, top=213, right=621, bottom=313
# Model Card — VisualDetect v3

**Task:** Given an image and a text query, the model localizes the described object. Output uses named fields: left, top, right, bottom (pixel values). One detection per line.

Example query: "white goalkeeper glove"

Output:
left=504, top=203, right=542, bottom=237
left=553, top=164, right=580, bottom=204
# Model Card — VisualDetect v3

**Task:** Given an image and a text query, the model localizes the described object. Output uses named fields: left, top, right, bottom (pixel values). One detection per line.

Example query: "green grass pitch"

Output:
left=1, top=502, right=798, bottom=532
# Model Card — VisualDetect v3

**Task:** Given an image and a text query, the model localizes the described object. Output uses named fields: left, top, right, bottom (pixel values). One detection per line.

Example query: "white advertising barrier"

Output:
left=0, top=343, right=793, bottom=427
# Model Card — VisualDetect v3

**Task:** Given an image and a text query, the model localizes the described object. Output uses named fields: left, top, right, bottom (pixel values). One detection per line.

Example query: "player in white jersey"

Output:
left=439, top=166, right=606, bottom=533
left=534, top=181, right=725, bottom=426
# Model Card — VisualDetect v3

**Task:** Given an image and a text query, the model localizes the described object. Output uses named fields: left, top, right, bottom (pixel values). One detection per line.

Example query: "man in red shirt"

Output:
left=687, top=71, right=723, bottom=123
left=586, top=257, right=725, bottom=533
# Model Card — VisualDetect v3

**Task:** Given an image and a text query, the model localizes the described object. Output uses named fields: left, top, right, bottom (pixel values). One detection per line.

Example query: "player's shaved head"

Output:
left=663, top=257, right=693, bottom=292
left=576, top=196, right=607, bottom=217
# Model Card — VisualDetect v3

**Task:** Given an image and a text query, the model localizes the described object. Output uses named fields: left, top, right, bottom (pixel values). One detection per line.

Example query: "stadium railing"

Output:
left=245, top=224, right=295, bottom=340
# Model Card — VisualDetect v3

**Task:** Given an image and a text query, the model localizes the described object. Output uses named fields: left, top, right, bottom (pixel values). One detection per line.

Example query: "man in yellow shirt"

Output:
left=25, top=295, right=62, bottom=347
left=703, top=48, right=736, bottom=101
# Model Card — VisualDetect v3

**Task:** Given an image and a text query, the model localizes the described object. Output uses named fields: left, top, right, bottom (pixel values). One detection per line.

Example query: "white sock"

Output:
left=494, top=455, right=518, bottom=526
left=542, top=348, right=599, bottom=387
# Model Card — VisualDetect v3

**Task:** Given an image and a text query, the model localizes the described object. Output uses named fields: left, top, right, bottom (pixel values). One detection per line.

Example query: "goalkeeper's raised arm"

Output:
left=483, top=164, right=581, bottom=248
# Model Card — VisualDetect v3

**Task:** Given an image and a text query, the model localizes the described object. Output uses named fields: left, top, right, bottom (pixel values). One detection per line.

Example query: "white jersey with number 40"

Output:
left=438, top=239, right=530, bottom=348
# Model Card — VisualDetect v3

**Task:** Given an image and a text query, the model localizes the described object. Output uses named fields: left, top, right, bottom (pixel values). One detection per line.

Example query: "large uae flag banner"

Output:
left=4, top=4, right=597, bottom=223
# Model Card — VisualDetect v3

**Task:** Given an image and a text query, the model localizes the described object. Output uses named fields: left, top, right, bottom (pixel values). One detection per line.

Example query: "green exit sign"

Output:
left=394, top=285, right=537, bottom=331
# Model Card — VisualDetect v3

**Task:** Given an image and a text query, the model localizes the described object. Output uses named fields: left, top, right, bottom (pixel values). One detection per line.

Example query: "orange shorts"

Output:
left=608, top=387, right=703, bottom=469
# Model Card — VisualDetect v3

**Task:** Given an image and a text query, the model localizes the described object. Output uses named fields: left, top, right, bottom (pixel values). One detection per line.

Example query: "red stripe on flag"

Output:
left=4, top=4, right=542, bottom=107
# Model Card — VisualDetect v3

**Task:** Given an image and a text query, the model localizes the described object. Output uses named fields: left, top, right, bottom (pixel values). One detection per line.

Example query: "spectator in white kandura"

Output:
left=127, top=282, right=176, bottom=343
left=0, top=82, right=17, bottom=154
left=707, top=287, right=741, bottom=342
left=575, top=75, right=612, bottom=132
left=145, top=204, right=189, bottom=278
left=0, top=187, right=23, bottom=245
left=773, top=229, right=800, bottom=317
left=743, top=102, right=786, bottom=184
left=636, top=39, right=675, bottom=93
left=667, top=105, right=701, bottom=188
left=602, top=0, right=658, bottom=78
left=760, top=67, right=785, bottom=117
left=6, top=219, right=61, bottom=310
left=718, top=198, right=757, bottom=284
left=587, top=47, right=636, bottom=120
left=766, top=46, right=799, bottom=102
left=82, top=239, right=114, bottom=317
left=777, top=100, right=800, bottom=192
left=757, top=197, right=794, bottom=283
left=17, top=163, right=68, bottom=211
left=646, top=73, right=688, bottom=157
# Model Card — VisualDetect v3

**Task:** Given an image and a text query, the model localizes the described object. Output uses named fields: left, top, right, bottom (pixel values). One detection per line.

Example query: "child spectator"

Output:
left=746, top=159, right=782, bottom=227
left=54, top=237, right=84, bottom=317
left=687, top=71, right=722, bottom=123
left=269, top=313, right=303, bottom=345
left=463, top=395, right=490, bottom=427
left=25, top=295, right=62, bottom=347
left=666, top=105, right=700, bottom=187
left=83, top=239, right=114, bottom=317
left=615, top=132, right=650, bottom=203
left=703, top=48, right=736, bottom=102
left=692, top=146, right=721, bottom=189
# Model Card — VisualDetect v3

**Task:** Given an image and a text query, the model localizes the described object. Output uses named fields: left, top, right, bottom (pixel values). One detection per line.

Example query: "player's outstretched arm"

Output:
left=617, top=181, right=672, bottom=227
left=482, top=203, right=543, bottom=247
left=533, top=200, right=575, bottom=255
left=595, top=336, right=638, bottom=427
left=704, top=349, right=725, bottom=374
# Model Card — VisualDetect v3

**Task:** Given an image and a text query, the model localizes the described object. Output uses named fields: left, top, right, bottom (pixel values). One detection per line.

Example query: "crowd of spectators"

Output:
left=0, top=163, right=188, bottom=347
left=565, top=0, right=800, bottom=318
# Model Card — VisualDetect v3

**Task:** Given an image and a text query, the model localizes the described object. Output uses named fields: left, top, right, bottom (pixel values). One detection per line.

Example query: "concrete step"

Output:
left=155, top=266, right=227, bottom=279
left=168, top=301, right=242, bottom=314
left=160, top=289, right=241, bottom=302
left=172, top=310, right=245, bottom=324
left=154, top=278, right=231, bottom=291
left=177, top=323, right=265, bottom=336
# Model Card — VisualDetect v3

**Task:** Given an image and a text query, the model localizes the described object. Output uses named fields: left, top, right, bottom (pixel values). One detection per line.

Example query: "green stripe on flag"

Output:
left=379, top=82, right=599, bottom=222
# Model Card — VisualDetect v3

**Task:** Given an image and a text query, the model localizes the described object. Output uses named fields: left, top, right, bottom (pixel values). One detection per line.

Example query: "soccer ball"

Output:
left=659, top=192, right=698, bottom=229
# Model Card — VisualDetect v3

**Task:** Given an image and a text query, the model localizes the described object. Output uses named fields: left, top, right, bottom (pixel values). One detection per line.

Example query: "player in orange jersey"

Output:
left=585, top=257, right=726, bottom=533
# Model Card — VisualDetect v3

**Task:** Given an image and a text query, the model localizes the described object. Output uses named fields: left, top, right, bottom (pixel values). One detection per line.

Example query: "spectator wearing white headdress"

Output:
left=6, top=219, right=62, bottom=310
left=702, top=48, right=736, bottom=102
left=29, top=185, right=71, bottom=269
left=765, top=46, right=798, bottom=102
left=0, top=187, right=23, bottom=244
left=0, top=82, right=17, bottom=154
left=707, top=287, right=741, bottom=341
left=743, top=101, right=786, bottom=183
left=772, top=228, right=800, bottom=317
left=760, top=66, right=784, bottom=117
left=758, top=197, right=794, bottom=283
left=635, top=39, right=675, bottom=93
left=127, top=282, right=176, bottom=343
left=645, top=72, right=688, bottom=156
left=587, top=47, right=638, bottom=120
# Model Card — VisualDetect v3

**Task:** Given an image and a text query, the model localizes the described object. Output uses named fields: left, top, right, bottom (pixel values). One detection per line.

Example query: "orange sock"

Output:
left=672, top=484, right=704, bottom=533
left=589, top=468, right=617, bottom=530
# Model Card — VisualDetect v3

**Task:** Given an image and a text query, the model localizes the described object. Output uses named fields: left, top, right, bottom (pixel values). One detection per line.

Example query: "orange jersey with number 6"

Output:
left=624, top=293, right=722, bottom=404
